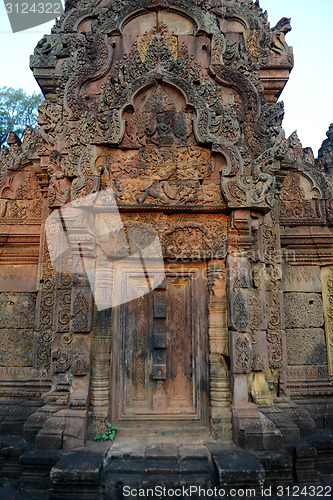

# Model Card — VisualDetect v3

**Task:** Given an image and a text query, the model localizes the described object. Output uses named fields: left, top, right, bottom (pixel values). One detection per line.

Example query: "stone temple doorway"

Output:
left=110, top=262, right=209, bottom=431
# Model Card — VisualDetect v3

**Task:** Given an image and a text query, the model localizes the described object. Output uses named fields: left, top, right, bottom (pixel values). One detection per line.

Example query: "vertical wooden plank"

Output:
left=192, top=263, right=209, bottom=423
left=124, top=277, right=153, bottom=414
left=167, top=275, right=193, bottom=412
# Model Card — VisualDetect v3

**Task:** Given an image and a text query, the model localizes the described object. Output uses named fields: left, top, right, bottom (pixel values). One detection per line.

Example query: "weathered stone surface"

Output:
left=294, top=443, right=319, bottom=483
left=0, top=436, right=28, bottom=480
left=19, top=449, right=60, bottom=491
left=207, top=443, right=265, bottom=485
left=260, top=407, right=300, bottom=446
left=286, top=328, right=327, bottom=365
left=50, top=451, right=104, bottom=484
left=276, top=404, right=316, bottom=437
left=178, top=444, right=210, bottom=462
left=0, top=329, right=33, bottom=367
left=145, top=443, right=178, bottom=460
left=282, top=265, right=322, bottom=292
left=0, top=293, right=36, bottom=329
left=255, top=450, right=293, bottom=483
left=0, top=265, right=38, bottom=292
left=284, top=293, right=324, bottom=328
left=318, top=123, right=333, bottom=175
left=0, top=402, right=41, bottom=435
left=321, top=266, right=333, bottom=376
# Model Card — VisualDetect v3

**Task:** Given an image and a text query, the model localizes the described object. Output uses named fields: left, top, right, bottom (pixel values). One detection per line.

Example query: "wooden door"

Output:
left=111, top=262, right=208, bottom=426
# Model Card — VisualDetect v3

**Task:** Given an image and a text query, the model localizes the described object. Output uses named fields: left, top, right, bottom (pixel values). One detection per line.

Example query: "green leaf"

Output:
left=94, top=422, right=118, bottom=442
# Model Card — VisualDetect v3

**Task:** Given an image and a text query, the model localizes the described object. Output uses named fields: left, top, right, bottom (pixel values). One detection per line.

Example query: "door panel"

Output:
left=166, top=277, right=193, bottom=412
left=111, top=263, right=208, bottom=424
left=125, top=277, right=154, bottom=413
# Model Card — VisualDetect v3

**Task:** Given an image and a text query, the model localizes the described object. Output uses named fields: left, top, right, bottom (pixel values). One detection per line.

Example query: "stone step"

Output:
left=49, top=442, right=110, bottom=500
left=101, top=441, right=217, bottom=499
left=19, top=449, right=60, bottom=491
left=311, top=431, right=333, bottom=474
left=206, top=443, right=265, bottom=488
left=0, top=436, right=29, bottom=481
left=0, top=403, right=43, bottom=436
left=0, top=436, right=332, bottom=499
left=255, top=450, right=293, bottom=484
left=260, top=408, right=300, bottom=446
left=294, top=443, right=318, bottom=483
left=275, top=404, right=316, bottom=438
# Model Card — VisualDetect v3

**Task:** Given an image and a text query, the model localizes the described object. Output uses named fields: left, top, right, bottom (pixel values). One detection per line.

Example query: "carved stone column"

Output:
left=227, top=209, right=282, bottom=449
left=25, top=217, right=66, bottom=443
left=322, top=265, right=333, bottom=376
left=207, top=260, right=232, bottom=439
left=88, top=252, right=114, bottom=435
left=260, top=204, right=288, bottom=399
left=30, top=208, right=96, bottom=449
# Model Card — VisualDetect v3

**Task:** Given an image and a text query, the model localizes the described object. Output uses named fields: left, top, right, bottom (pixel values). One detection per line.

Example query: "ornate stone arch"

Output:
left=62, top=0, right=222, bottom=37
left=102, top=71, right=214, bottom=146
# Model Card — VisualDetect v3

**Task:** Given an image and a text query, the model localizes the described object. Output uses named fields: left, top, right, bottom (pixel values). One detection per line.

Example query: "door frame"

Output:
left=110, top=260, right=209, bottom=428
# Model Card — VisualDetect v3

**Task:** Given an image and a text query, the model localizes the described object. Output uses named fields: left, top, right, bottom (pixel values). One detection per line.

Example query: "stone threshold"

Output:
left=0, top=432, right=333, bottom=499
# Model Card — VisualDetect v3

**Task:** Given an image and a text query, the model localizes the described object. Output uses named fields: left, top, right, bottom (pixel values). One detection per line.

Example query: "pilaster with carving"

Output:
left=34, top=216, right=95, bottom=449
left=227, top=209, right=286, bottom=449
left=207, top=260, right=232, bottom=439
left=321, top=266, right=333, bottom=376
left=88, top=254, right=114, bottom=434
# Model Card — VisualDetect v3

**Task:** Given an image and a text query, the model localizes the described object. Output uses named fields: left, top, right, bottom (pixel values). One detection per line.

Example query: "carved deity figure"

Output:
left=137, top=180, right=169, bottom=204
left=252, top=172, right=275, bottom=205
left=145, top=112, right=175, bottom=147
left=137, top=179, right=199, bottom=205
left=122, top=112, right=140, bottom=148
left=47, top=150, right=71, bottom=208
left=200, top=183, right=221, bottom=204
left=4, top=132, right=22, bottom=171
left=37, top=101, right=62, bottom=147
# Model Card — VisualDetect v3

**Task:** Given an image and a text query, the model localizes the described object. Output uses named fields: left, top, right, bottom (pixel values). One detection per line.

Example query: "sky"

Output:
left=0, top=0, right=332, bottom=155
